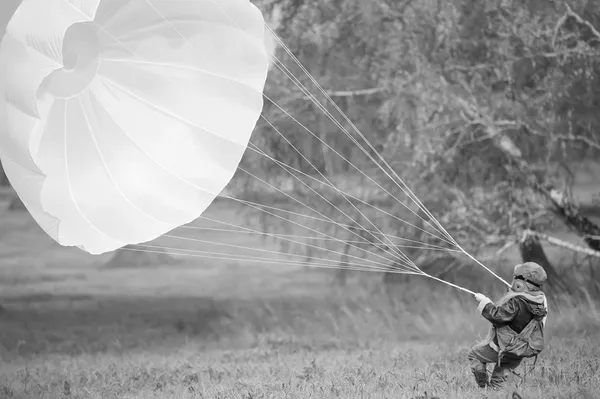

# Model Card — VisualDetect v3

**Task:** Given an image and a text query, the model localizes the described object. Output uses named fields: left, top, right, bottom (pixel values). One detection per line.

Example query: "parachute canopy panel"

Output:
left=0, top=0, right=270, bottom=254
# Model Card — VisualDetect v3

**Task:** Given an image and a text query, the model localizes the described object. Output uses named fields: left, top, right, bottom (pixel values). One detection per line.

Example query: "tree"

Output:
left=250, top=0, right=600, bottom=293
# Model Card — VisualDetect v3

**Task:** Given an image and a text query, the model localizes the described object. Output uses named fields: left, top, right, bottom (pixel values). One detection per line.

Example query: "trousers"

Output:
left=467, top=342, right=522, bottom=388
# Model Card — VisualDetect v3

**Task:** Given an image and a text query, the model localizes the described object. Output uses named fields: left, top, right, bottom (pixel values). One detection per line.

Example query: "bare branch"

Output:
left=551, top=134, right=600, bottom=152
left=564, top=3, right=600, bottom=43
left=524, top=229, right=600, bottom=258
left=324, top=87, right=387, bottom=97
left=518, top=120, right=600, bottom=152
left=479, top=239, right=519, bottom=262
left=552, top=11, right=570, bottom=48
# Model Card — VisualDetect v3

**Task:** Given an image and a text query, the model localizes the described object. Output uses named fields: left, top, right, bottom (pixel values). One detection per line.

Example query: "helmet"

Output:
left=513, top=262, right=547, bottom=289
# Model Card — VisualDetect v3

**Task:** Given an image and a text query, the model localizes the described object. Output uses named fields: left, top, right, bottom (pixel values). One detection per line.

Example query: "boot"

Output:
left=470, top=362, right=488, bottom=388
left=489, top=367, right=509, bottom=389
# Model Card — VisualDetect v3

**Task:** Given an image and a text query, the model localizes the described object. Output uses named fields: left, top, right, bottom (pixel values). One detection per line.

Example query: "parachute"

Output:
left=0, top=1, right=510, bottom=294
left=0, top=0, right=270, bottom=255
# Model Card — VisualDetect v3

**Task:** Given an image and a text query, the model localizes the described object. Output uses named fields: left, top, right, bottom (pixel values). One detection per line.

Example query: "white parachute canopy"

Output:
left=0, top=0, right=270, bottom=255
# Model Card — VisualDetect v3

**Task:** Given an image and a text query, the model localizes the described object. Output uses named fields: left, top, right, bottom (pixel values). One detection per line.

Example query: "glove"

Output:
left=474, top=293, right=489, bottom=303
left=473, top=293, right=492, bottom=313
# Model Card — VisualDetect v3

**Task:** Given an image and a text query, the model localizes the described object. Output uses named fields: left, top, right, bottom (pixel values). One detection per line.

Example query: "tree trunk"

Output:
left=518, top=231, right=571, bottom=293
left=455, top=97, right=600, bottom=253
left=547, top=191, right=600, bottom=252
left=335, top=240, right=351, bottom=286
left=335, top=219, right=365, bottom=286
left=493, top=130, right=600, bottom=253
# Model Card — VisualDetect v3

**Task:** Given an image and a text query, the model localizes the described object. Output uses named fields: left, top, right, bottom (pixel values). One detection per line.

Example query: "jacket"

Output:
left=478, top=290, right=548, bottom=361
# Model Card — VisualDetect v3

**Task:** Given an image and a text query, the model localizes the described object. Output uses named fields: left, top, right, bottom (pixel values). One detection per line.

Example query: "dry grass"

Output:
left=1, top=188, right=600, bottom=398
left=1, top=277, right=599, bottom=399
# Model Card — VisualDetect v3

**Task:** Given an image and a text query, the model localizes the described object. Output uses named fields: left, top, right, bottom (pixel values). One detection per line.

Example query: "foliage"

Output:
left=240, top=0, right=600, bottom=266
left=1, top=0, right=600, bottom=269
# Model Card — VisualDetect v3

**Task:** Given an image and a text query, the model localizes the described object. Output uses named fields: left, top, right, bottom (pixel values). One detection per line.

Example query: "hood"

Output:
left=499, top=290, right=548, bottom=325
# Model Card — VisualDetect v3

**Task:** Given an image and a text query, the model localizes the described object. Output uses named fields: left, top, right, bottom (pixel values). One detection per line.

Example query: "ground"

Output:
left=1, top=169, right=599, bottom=398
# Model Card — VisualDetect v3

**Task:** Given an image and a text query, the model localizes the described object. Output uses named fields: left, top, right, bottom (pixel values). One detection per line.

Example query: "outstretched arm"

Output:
left=474, top=294, right=519, bottom=325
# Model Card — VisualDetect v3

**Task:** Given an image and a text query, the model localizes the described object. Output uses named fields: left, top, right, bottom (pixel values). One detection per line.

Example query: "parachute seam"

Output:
left=78, top=93, right=174, bottom=230
left=92, top=78, right=222, bottom=198
left=62, top=99, right=126, bottom=250
left=100, top=59, right=265, bottom=94
left=107, top=18, right=267, bottom=57
left=99, top=77, right=249, bottom=148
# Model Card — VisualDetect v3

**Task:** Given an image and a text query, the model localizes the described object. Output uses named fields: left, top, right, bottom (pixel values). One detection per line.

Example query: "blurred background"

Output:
left=1, top=0, right=600, bottom=398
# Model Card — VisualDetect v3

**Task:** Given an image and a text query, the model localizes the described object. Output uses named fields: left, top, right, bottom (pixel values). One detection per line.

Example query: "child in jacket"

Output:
left=469, top=262, right=548, bottom=389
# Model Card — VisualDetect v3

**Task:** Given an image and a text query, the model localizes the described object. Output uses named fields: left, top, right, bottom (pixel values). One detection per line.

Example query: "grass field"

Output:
left=1, top=187, right=600, bottom=398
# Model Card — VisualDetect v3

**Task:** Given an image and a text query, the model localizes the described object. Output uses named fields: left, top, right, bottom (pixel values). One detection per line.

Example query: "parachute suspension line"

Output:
left=236, top=166, right=409, bottom=265
left=63, top=0, right=370, bottom=243
left=251, top=116, right=444, bottom=267
left=242, top=144, right=460, bottom=271
left=215, top=193, right=415, bottom=268
left=265, top=44, right=453, bottom=241
left=270, top=34, right=510, bottom=288
left=166, top=237, right=475, bottom=293
left=265, top=37, right=454, bottom=245
left=199, top=0, right=452, bottom=255
left=74, top=0, right=485, bottom=285
left=233, top=163, right=414, bottom=265
left=128, top=0, right=448, bottom=270
left=246, top=123, right=412, bottom=265
left=127, top=243, right=474, bottom=293
left=247, top=143, right=457, bottom=247
left=184, top=218, right=460, bottom=252
left=63, top=6, right=440, bottom=278
left=264, top=28, right=438, bottom=221
left=192, top=217, right=417, bottom=272
left=190, top=3, right=437, bottom=267
left=456, top=248, right=511, bottom=287
left=206, top=193, right=454, bottom=249
left=59, top=49, right=452, bottom=279
left=126, top=246, right=399, bottom=273
left=238, top=145, right=455, bottom=263
left=132, top=0, right=418, bottom=268
left=263, top=25, right=509, bottom=287
left=198, top=195, right=447, bottom=268
left=155, top=238, right=391, bottom=271
left=105, top=80, right=402, bottom=263
left=162, top=234, right=398, bottom=270
left=263, top=57, right=454, bottom=244
left=263, top=58, right=450, bottom=241
left=73, top=9, right=410, bottom=268
left=97, top=74, right=393, bottom=265
left=258, top=96, right=452, bottom=245
left=179, top=226, right=460, bottom=251
left=42, top=0, right=464, bottom=281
